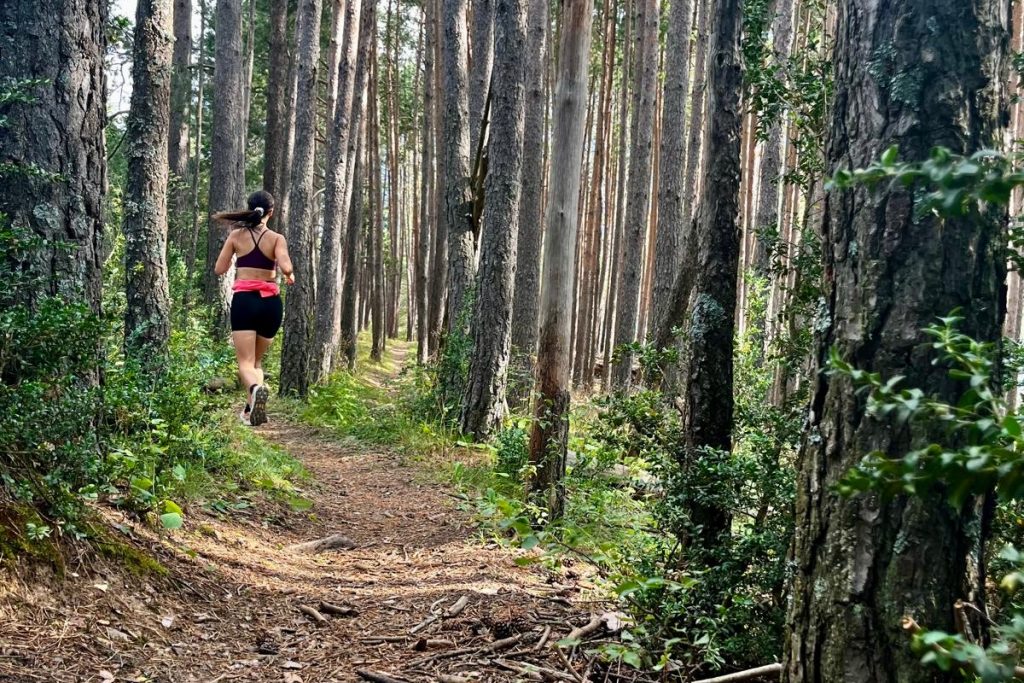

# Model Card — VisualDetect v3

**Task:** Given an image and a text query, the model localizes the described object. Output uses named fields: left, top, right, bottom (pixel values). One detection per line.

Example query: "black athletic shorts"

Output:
left=230, top=292, right=283, bottom=338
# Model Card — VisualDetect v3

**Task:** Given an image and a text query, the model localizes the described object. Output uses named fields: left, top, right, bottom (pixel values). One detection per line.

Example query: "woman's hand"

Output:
left=285, top=272, right=295, bottom=286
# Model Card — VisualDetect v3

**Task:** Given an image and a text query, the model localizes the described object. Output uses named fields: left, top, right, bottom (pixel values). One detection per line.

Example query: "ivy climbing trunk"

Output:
left=784, top=1, right=1009, bottom=681
left=124, top=0, right=173, bottom=363
left=527, top=0, right=592, bottom=519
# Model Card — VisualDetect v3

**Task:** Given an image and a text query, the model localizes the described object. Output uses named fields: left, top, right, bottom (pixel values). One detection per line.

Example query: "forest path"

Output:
left=1, top=342, right=589, bottom=683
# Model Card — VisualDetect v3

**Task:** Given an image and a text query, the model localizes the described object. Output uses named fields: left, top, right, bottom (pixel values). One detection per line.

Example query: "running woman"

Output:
left=212, top=190, right=294, bottom=426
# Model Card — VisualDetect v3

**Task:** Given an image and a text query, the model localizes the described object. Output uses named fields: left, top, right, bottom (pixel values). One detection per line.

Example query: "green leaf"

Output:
left=881, top=145, right=899, bottom=167
left=288, top=496, right=314, bottom=512
left=160, top=512, right=183, bottom=530
left=163, top=499, right=182, bottom=515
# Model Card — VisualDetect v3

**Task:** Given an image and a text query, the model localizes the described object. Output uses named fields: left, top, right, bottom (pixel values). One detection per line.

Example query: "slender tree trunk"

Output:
left=204, top=0, right=246, bottom=334
left=611, top=0, right=658, bottom=386
left=263, top=0, right=291, bottom=215
left=124, top=0, right=174, bottom=362
left=370, top=17, right=386, bottom=362
left=508, top=0, right=548, bottom=364
left=184, top=0, right=208, bottom=298
left=279, top=0, right=325, bottom=396
left=442, top=0, right=476, bottom=336
left=649, top=0, right=694, bottom=338
left=784, top=1, right=1008, bottom=680
left=385, top=0, right=402, bottom=339
left=324, top=0, right=346, bottom=127
left=469, top=0, right=495, bottom=155
left=527, top=0, right=593, bottom=518
left=241, top=0, right=255, bottom=136
left=312, top=0, right=364, bottom=383
left=460, top=0, right=528, bottom=438
left=681, top=0, right=708, bottom=230
left=169, top=0, right=192, bottom=234
left=341, top=131, right=366, bottom=369
left=427, top=0, right=448, bottom=356
left=0, top=0, right=107, bottom=316
left=416, top=6, right=434, bottom=363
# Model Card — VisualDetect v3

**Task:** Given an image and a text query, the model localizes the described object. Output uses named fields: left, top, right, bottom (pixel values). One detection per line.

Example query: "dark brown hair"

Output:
left=211, top=190, right=275, bottom=229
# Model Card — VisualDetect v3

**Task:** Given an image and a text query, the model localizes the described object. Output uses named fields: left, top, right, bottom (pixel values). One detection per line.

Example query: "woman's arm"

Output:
left=213, top=232, right=235, bottom=276
left=275, top=235, right=295, bottom=285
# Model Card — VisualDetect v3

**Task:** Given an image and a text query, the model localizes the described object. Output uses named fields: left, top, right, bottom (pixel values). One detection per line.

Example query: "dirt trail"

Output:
left=0, top=349, right=594, bottom=683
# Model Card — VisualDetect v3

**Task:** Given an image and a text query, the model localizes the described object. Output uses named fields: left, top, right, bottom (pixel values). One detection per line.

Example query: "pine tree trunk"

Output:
left=508, top=0, right=548, bottom=363
left=124, top=0, right=174, bottom=362
left=427, top=0, right=448, bottom=356
left=469, top=0, right=495, bottom=153
left=442, top=0, right=476, bottom=335
left=184, top=0, right=208, bottom=299
left=168, top=0, right=192, bottom=233
left=681, top=0, right=708, bottom=230
left=0, top=0, right=107, bottom=316
left=416, top=6, right=434, bottom=364
left=370, top=23, right=386, bottom=363
left=241, top=0, right=255, bottom=137
left=263, top=0, right=291, bottom=215
left=610, top=0, right=658, bottom=386
left=340, top=131, right=366, bottom=369
left=460, top=0, right=528, bottom=438
left=204, top=0, right=247, bottom=334
left=324, top=0, right=347, bottom=127
left=279, top=0, right=324, bottom=396
left=649, top=0, right=693, bottom=338
left=528, top=0, right=593, bottom=518
left=312, top=0, right=364, bottom=383
left=784, top=1, right=1008, bottom=680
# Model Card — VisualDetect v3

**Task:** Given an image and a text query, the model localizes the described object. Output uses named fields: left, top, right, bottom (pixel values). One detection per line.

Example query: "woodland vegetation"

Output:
left=6, top=0, right=1024, bottom=679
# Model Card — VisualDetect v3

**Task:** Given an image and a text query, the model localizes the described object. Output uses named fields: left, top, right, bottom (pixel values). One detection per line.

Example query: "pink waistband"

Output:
left=233, top=279, right=280, bottom=298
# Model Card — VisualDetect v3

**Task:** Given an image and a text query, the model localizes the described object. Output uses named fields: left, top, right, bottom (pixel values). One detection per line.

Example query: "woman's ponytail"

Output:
left=211, top=190, right=275, bottom=229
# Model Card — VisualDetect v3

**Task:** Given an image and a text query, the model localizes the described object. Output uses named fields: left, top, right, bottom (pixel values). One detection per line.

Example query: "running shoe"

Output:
left=250, top=384, right=269, bottom=426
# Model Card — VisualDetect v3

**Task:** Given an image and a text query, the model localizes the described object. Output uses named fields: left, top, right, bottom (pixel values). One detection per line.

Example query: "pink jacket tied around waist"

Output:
left=233, top=279, right=280, bottom=298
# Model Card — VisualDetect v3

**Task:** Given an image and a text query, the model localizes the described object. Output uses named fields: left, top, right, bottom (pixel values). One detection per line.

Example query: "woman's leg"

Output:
left=232, top=331, right=260, bottom=395
left=254, top=335, right=273, bottom=385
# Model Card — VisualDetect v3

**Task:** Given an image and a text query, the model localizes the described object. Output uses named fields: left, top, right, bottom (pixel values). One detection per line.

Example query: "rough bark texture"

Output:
left=416, top=4, right=435, bottom=364
left=168, top=0, right=192, bottom=226
left=340, top=133, right=366, bottom=370
left=469, top=0, right=495, bottom=153
left=442, top=0, right=477, bottom=334
left=508, top=0, right=547, bottom=360
left=124, top=0, right=174, bottom=361
left=784, top=1, right=1008, bottom=681
left=184, top=0, right=208, bottom=296
left=204, top=0, right=246, bottom=333
left=528, top=0, right=593, bottom=519
left=681, top=0, right=708, bottom=230
left=263, top=0, right=290, bottom=214
left=610, top=0, right=658, bottom=386
left=649, top=0, right=693, bottom=338
left=369, top=23, right=385, bottom=363
left=460, top=0, right=527, bottom=439
left=312, top=0, right=363, bottom=383
left=278, top=0, right=324, bottom=397
left=427, top=0, right=448, bottom=356
left=0, top=0, right=107, bottom=314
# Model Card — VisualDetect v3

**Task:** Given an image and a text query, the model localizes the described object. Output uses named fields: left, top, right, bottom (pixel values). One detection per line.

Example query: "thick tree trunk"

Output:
left=312, top=0, right=364, bottom=383
left=324, top=0, right=347, bottom=127
left=649, top=0, right=694, bottom=338
left=528, top=0, right=592, bottom=518
left=340, top=132, right=366, bottom=370
left=460, top=0, right=527, bottom=438
left=204, top=0, right=246, bottom=334
left=442, top=0, right=476, bottom=335
left=279, top=0, right=324, bottom=396
left=508, top=0, right=548, bottom=362
left=416, top=5, right=434, bottom=364
left=263, top=0, right=290, bottom=215
left=168, top=0, right=192, bottom=231
left=124, top=0, right=174, bottom=362
left=784, top=1, right=1008, bottom=681
left=0, top=0, right=107, bottom=314
left=469, top=0, right=495, bottom=153
left=610, top=0, right=658, bottom=386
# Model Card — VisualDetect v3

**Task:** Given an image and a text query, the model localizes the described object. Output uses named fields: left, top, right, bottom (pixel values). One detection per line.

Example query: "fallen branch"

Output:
left=494, top=658, right=577, bottom=682
left=535, top=625, right=552, bottom=651
left=319, top=601, right=358, bottom=617
left=444, top=595, right=470, bottom=618
left=436, top=676, right=473, bottom=683
left=408, top=614, right=438, bottom=635
left=355, top=670, right=411, bottom=683
left=297, top=604, right=328, bottom=626
left=692, top=664, right=783, bottom=683
left=287, top=533, right=356, bottom=553
left=566, top=615, right=602, bottom=643
left=482, top=630, right=539, bottom=653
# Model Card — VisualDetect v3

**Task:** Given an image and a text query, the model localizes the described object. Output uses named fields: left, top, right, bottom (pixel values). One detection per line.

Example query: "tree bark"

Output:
left=469, top=0, right=495, bottom=154
left=279, top=0, right=324, bottom=396
left=263, top=0, right=291, bottom=217
left=508, top=0, right=548, bottom=363
left=416, top=5, right=434, bottom=364
left=527, top=0, right=592, bottom=519
left=184, top=0, right=208, bottom=300
left=649, top=0, right=694, bottom=338
left=340, top=131, right=366, bottom=369
left=611, top=0, right=658, bottom=386
left=681, top=0, right=708, bottom=231
left=0, top=0, right=107, bottom=314
left=369, top=16, right=386, bottom=363
left=124, top=0, right=174, bottom=362
left=168, top=0, right=192, bottom=231
left=784, top=1, right=1008, bottom=681
left=312, top=0, right=364, bottom=383
left=204, top=0, right=246, bottom=334
left=427, top=0, right=448, bottom=357
left=442, top=0, right=476, bottom=335
left=460, top=0, right=528, bottom=438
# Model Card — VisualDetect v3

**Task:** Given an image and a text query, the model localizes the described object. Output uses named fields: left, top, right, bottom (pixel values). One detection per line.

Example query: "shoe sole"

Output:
left=250, top=385, right=269, bottom=426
